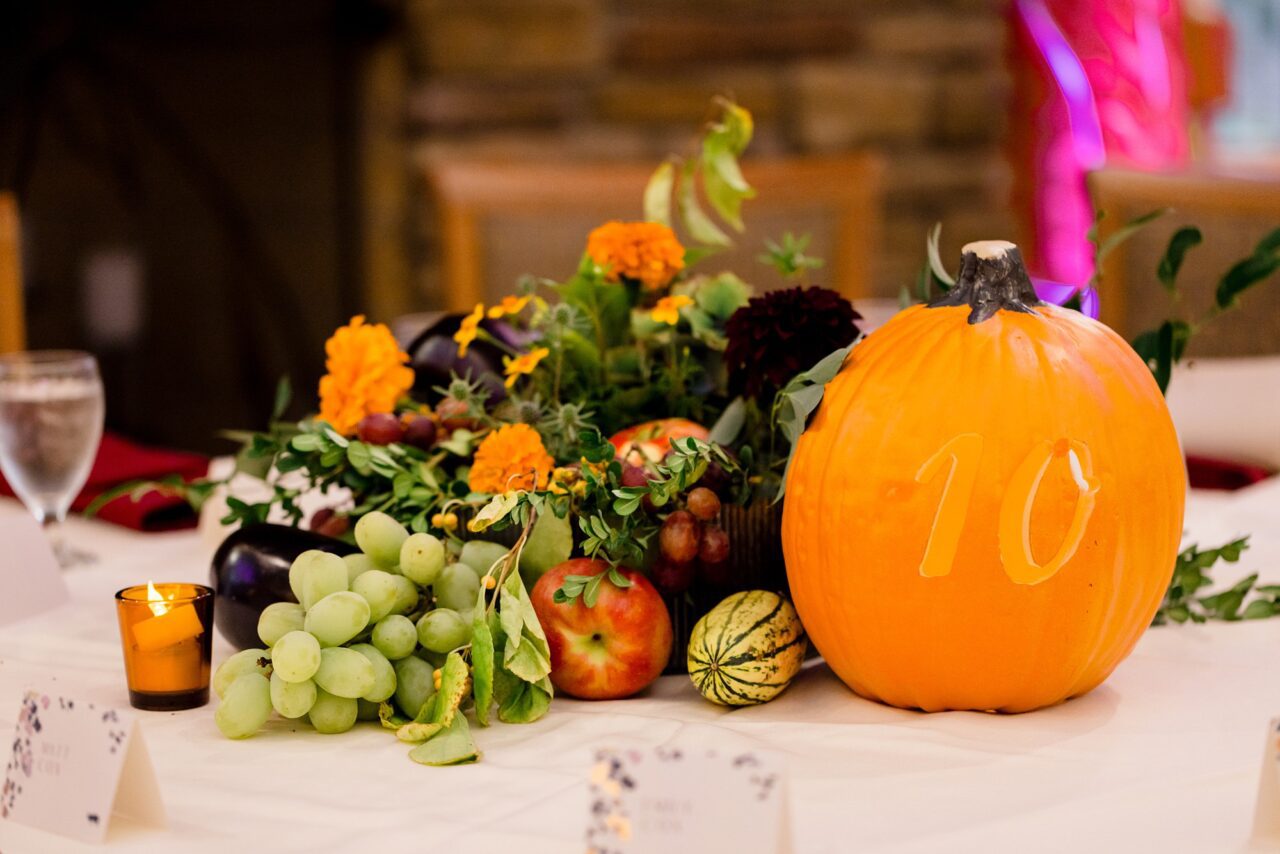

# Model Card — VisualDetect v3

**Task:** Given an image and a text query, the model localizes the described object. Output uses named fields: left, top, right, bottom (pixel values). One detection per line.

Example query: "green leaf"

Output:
left=346, top=441, right=372, bottom=474
left=558, top=272, right=632, bottom=348
left=644, top=160, right=675, bottom=227
left=701, top=133, right=755, bottom=232
left=1243, top=599, right=1277, bottom=620
left=408, top=714, right=480, bottom=766
left=693, top=273, right=751, bottom=320
left=468, top=491, right=521, bottom=532
left=1153, top=320, right=1174, bottom=395
left=504, top=641, right=551, bottom=683
left=581, top=573, right=605, bottom=608
left=926, top=222, right=955, bottom=287
left=1097, top=207, right=1170, bottom=264
left=290, top=433, right=323, bottom=453
left=677, top=160, right=732, bottom=248
left=1215, top=248, right=1280, bottom=310
left=519, top=510, right=573, bottom=586
left=708, top=396, right=746, bottom=446
left=471, top=615, right=495, bottom=726
left=1156, top=226, right=1203, bottom=293
left=271, top=376, right=293, bottom=422
left=497, top=679, right=551, bottom=724
left=395, top=720, right=443, bottom=743
left=430, top=651, right=471, bottom=729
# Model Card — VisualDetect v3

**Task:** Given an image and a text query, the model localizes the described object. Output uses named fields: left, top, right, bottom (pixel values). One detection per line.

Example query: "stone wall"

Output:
left=400, top=0, right=1013, bottom=306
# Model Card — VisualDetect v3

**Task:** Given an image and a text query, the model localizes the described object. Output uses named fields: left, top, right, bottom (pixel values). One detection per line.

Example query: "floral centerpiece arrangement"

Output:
left=107, top=98, right=1280, bottom=762
left=168, top=100, right=863, bottom=759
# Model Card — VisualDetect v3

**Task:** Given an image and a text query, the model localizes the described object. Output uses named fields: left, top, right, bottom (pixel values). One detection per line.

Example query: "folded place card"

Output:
left=0, top=509, right=69, bottom=628
left=1253, top=717, right=1280, bottom=843
left=1, top=689, right=165, bottom=843
left=587, top=747, right=792, bottom=854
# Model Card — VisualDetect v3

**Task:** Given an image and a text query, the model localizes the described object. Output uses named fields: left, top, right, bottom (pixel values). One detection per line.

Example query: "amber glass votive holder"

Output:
left=115, top=583, right=214, bottom=711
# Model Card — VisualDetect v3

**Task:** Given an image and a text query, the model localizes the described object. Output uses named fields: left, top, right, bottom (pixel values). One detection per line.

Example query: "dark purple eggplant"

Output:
left=405, top=313, right=537, bottom=404
left=210, top=524, right=355, bottom=650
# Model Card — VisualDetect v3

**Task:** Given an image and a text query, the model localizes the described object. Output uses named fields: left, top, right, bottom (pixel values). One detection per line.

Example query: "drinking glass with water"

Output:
left=0, top=351, right=105, bottom=566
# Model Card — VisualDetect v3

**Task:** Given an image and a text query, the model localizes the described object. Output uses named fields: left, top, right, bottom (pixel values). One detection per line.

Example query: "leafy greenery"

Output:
left=1131, top=225, right=1280, bottom=393
left=645, top=98, right=756, bottom=254
left=1150, top=538, right=1280, bottom=624
left=758, top=232, right=824, bottom=283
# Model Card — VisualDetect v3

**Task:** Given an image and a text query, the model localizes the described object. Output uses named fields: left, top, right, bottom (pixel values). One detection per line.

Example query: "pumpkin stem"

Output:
left=928, top=240, right=1043, bottom=324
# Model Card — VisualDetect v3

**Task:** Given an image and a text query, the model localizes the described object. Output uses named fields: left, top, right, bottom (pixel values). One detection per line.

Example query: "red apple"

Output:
left=530, top=558, right=673, bottom=700
left=608, top=418, right=709, bottom=465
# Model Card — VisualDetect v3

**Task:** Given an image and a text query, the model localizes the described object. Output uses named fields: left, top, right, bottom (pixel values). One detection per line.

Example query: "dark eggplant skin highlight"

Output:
left=210, top=524, right=355, bottom=649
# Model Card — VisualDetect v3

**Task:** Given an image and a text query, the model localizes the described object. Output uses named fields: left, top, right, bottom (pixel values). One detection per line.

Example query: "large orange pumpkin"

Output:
left=782, top=241, right=1185, bottom=713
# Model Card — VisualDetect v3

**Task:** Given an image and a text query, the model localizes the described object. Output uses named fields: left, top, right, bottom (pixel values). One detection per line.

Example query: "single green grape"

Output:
left=416, top=608, right=468, bottom=653
left=313, top=646, right=376, bottom=699
left=271, top=631, right=321, bottom=683
left=304, top=591, right=371, bottom=647
left=343, top=553, right=378, bottom=584
left=433, top=563, right=481, bottom=612
left=215, top=673, right=272, bottom=739
left=355, top=511, right=409, bottom=569
left=213, top=648, right=271, bottom=698
left=269, top=673, right=317, bottom=719
left=400, top=532, right=446, bottom=586
left=348, top=643, right=396, bottom=703
left=392, top=655, right=436, bottom=719
left=458, top=540, right=510, bottom=578
left=289, top=550, right=348, bottom=610
left=356, top=698, right=382, bottom=721
left=257, top=602, right=305, bottom=647
left=308, top=688, right=358, bottom=734
left=350, top=569, right=400, bottom=623
left=371, top=614, right=418, bottom=660
left=390, top=574, right=421, bottom=614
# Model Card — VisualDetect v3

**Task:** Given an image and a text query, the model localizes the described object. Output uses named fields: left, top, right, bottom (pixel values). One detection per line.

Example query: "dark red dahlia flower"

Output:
left=724, top=286, right=861, bottom=399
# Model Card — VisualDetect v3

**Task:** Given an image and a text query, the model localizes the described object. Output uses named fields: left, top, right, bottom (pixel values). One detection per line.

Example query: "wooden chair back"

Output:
left=426, top=155, right=882, bottom=312
left=0, top=192, right=25, bottom=354
left=1089, top=167, right=1280, bottom=355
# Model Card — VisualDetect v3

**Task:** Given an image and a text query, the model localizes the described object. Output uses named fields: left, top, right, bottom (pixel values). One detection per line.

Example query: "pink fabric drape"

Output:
left=1009, top=0, right=1191, bottom=287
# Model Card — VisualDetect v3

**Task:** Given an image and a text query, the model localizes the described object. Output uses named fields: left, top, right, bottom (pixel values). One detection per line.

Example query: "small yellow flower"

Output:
left=651, top=294, right=693, bottom=326
left=502, top=347, right=550, bottom=389
left=486, top=295, right=531, bottom=319
left=453, top=304, right=484, bottom=357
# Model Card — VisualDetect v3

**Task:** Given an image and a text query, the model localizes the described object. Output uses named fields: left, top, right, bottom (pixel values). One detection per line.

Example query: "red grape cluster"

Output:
left=355, top=411, right=438, bottom=451
left=652, top=487, right=730, bottom=595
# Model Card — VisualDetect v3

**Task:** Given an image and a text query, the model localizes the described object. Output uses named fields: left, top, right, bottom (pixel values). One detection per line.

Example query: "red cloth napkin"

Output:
left=1186, top=454, right=1273, bottom=491
left=0, top=432, right=209, bottom=531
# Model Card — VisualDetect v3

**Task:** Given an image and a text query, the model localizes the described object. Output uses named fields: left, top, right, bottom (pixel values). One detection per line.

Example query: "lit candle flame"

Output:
left=145, top=581, right=171, bottom=618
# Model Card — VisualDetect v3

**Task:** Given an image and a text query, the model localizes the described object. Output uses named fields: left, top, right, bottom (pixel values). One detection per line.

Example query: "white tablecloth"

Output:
left=1, top=481, right=1279, bottom=854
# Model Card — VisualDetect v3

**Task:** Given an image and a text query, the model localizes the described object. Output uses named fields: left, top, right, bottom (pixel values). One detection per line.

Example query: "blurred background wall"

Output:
left=9, top=0, right=1272, bottom=453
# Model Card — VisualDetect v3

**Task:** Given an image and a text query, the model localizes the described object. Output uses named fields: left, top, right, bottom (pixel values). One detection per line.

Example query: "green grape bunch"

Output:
left=211, top=510, right=554, bottom=765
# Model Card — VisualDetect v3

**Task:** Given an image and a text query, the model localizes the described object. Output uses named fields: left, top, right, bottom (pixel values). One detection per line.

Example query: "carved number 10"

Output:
left=914, top=434, right=1100, bottom=586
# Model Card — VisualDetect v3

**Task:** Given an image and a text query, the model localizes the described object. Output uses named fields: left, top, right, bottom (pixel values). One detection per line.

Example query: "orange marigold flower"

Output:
left=454, top=303, right=484, bottom=357
left=468, top=424, right=554, bottom=494
left=487, top=295, right=531, bottom=319
left=502, top=347, right=550, bottom=389
left=318, top=315, right=415, bottom=436
left=652, top=294, right=694, bottom=325
left=586, top=220, right=685, bottom=291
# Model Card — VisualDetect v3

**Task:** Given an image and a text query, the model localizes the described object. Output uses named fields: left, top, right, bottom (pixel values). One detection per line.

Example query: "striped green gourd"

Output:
left=687, top=590, right=807, bottom=706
